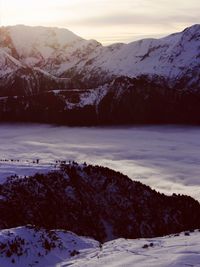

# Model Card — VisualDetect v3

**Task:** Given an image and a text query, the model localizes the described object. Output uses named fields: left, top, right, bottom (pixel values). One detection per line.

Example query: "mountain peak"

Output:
left=3, top=24, right=82, bottom=40
left=0, top=24, right=84, bottom=60
left=183, top=24, right=200, bottom=33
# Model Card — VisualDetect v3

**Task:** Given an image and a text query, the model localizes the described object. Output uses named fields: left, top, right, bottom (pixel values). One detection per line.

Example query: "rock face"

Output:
left=0, top=163, right=199, bottom=242
left=0, top=24, right=199, bottom=124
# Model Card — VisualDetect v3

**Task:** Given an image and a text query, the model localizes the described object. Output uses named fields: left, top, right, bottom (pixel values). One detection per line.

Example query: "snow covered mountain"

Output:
left=0, top=25, right=101, bottom=84
left=0, top=25, right=101, bottom=95
left=81, top=24, right=200, bottom=83
left=0, top=24, right=199, bottom=124
left=0, top=24, right=199, bottom=88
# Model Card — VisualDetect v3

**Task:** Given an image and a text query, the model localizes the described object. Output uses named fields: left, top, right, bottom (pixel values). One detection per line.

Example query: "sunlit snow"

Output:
left=0, top=227, right=200, bottom=267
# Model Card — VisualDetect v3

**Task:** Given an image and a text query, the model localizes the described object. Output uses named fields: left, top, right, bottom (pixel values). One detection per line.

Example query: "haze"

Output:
left=0, top=0, right=199, bottom=44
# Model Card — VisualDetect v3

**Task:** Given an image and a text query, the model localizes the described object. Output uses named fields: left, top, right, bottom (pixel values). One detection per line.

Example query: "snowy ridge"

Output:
left=89, top=24, right=200, bottom=79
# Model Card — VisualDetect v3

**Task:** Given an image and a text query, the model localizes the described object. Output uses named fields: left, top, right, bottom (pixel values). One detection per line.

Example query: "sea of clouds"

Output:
left=0, top=123, right=200, bottom=200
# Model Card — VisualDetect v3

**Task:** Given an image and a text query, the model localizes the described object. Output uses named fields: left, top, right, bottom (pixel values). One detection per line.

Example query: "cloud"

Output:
left=69, top=13, right=199, bottom=27
left=2, top=0, right=199, bottom=43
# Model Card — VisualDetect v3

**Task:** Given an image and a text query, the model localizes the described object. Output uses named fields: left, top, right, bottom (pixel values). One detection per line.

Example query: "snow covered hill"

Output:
left=0, top=226, right=200, bottom=267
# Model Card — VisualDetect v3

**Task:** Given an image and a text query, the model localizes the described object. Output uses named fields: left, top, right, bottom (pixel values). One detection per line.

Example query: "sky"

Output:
left=0, top=0, right=199, bottom=44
